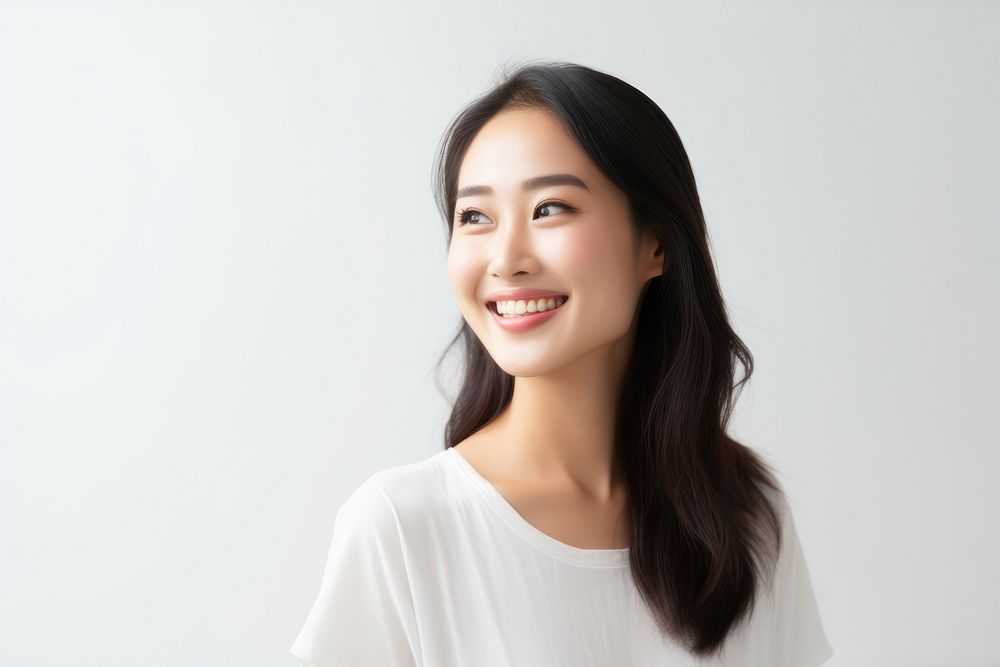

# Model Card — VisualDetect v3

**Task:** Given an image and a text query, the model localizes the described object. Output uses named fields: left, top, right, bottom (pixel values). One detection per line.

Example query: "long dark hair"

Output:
left=430, top=60, right=785, bottom=658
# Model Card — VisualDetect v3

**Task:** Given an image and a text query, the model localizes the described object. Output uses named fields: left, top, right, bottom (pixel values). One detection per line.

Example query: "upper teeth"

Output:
left=494, top=296, right=566, bottom=317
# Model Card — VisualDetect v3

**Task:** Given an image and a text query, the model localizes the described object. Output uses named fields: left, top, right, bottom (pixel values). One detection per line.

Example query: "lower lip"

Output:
left=487, top=299, right=568, bottom=333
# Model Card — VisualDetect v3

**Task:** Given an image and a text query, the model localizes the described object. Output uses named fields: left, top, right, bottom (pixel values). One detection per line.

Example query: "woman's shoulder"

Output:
left=728, top=480, right=833, bottom=665
left=339, top=449, right=456, bottom=530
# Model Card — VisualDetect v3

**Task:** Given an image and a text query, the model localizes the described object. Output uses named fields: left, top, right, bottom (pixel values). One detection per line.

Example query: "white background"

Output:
left=1, top=2, right=997, bottom=665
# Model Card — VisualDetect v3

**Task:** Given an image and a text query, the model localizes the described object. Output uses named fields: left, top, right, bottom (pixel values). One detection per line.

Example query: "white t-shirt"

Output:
left=290, top=447, right=833, bottom=666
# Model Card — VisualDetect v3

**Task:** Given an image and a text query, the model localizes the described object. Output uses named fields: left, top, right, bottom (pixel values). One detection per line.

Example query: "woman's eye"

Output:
left=535, top=201, right=570, bottom=218
left=456, top=208, right=489, bottom=226
left=455, top=201, right=574, bottom=226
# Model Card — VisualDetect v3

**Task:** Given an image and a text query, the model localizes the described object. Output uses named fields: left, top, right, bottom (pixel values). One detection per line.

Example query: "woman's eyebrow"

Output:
left=456, top=173, right=590, bottom=199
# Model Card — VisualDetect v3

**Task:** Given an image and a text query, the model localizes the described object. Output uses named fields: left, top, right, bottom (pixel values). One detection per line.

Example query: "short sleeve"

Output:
left=769, top=496, right=834, bottom=667
left=290, top=476, right=422, bottom=666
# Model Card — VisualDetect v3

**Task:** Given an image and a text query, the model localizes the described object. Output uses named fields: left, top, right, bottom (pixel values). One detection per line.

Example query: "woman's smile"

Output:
left=487, top=296, right=569, bottom=333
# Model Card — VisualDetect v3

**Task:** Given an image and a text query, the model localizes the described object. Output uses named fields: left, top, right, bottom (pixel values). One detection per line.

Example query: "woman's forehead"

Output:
left=457, top=111, right=603, bottom=197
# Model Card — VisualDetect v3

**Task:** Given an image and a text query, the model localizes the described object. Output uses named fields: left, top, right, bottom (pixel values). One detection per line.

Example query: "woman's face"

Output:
left=447, top=107, right=662, bottom=378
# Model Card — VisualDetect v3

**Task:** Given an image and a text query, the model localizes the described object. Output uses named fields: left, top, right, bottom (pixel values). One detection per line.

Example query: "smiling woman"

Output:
left=445, top=105, right=661, bottom=383
left=290, top=60, right=833, bottom=667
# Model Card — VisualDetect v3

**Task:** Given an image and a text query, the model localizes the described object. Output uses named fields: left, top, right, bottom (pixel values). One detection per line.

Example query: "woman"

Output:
left=290, top=60, right=833, bottom=666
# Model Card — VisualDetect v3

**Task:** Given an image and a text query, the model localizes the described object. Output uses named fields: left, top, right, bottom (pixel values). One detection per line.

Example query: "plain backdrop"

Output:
left=1, top=1, right=997, bottom=665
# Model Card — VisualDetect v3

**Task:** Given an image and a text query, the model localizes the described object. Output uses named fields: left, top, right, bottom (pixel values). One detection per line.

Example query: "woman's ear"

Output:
left=641, top=231, right=665, bottom=281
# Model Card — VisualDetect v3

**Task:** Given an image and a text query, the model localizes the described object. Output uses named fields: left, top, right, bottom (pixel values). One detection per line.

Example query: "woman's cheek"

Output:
left=552, top=221, right=620, bottom=284
left=446, top=249, right=480, bottom=309
left=556, top=221, right=638, bottom=338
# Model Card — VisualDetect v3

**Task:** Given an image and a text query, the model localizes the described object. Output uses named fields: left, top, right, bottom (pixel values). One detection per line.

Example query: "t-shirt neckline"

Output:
left=442, top=447, right=630, bottom=568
